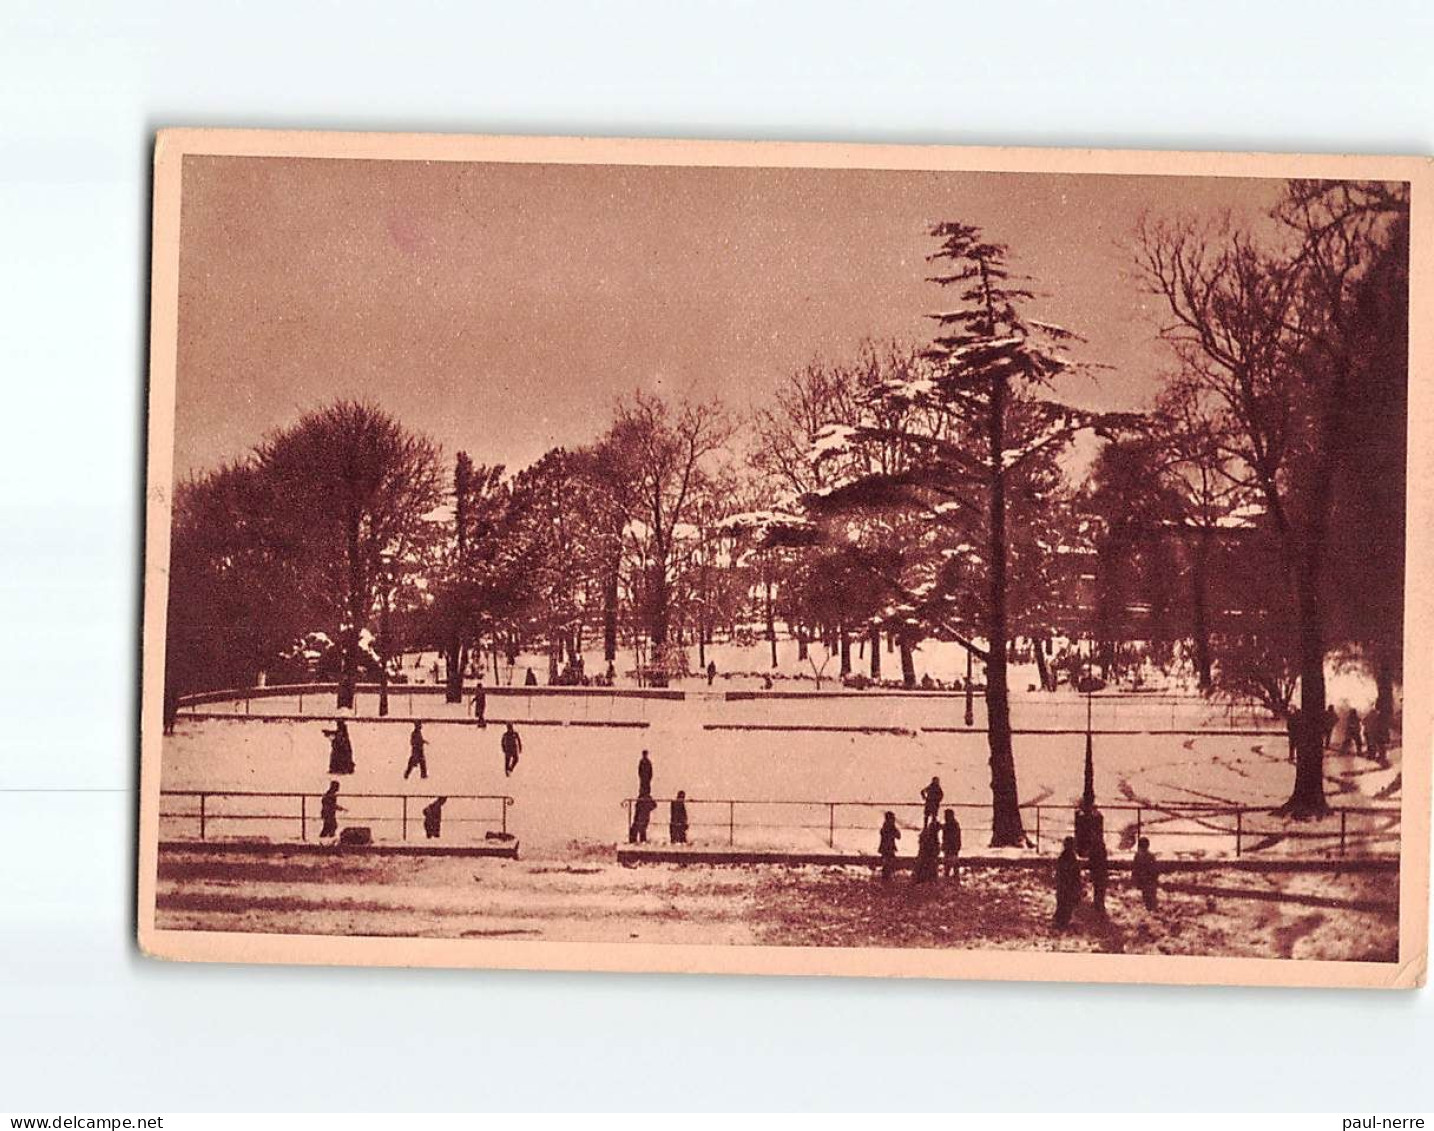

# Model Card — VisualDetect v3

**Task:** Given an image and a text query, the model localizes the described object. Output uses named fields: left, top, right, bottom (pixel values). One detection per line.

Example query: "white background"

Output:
left=1, top=0, right=1432, bottom=1113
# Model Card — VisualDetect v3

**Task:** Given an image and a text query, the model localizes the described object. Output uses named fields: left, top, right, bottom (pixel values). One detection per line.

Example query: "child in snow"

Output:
left=404, top=721, right=428, bottom=780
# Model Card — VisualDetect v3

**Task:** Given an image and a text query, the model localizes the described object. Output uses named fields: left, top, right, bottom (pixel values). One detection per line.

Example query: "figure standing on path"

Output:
left=913, top=819, right=940, bottom=883
left=706, top=659, right=717, bottom=687
left=670, top=790, right=689, bottom=844
left=524, top=667, right=538, bottom=687
left=319, top=781, right=344, bottom=839
left=1088, top=836, right=1110, bottom=918
left=1285, top=707, right=1301, bottom=762
left=941, top=809, right=962, bottom=883
left=637, top=750, right=654, bottom=798
left=628, top=795, right=657, bottom=844
left=471, top=677, right=486, bottom=724
left=501, top=723, right=522, bottom=777
left=422, top=796, right=447, bottom=840
left=878, top=811, right=901, bottom=882
left=920, top=776, right=944, bottom=829
left=1323, top=704, right=1338, bottom=749
left=1053, top=837, right=1083, bottom=930
left=324, top=719, right=355, bottom=775
left=1131, top=836, right=1159, bottom=910
left=1341, top=708, right=1363, bottom=757
left=404, top=721, right=428, bottom=780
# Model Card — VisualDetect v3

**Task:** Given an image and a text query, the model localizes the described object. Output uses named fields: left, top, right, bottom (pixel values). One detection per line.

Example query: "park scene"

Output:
left=153, top=157, right=1409, bottom=963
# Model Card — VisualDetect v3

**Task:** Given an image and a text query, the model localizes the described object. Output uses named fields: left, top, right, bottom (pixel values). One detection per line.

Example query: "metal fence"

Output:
left=620, top=796, right=1400, bottom=859
left=160, top=789, right=514, bottom=845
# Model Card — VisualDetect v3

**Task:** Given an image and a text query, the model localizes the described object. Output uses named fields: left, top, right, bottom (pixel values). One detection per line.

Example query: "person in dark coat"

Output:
left=324, top=719, right=355, bottom=774
left=524, top=667, right=538, bottom=687
left=1285, top=707, right=1301, bottom=763
left=1088, top=836, right=1110, bottom=918
left=913, top=819, right=940, bottom=883
left=1366, top=708, right=1389, bottom=766
left=471, top=678, right=487, bottom=724
left=878, top=811, right=901, bottom=881
left=404, top=721, right=428, bottom=780
left=628, top=794, right=657, bottom=844
left=1341, top=708, right=1363, bottom=756
left=941, top=809, right=962, bottom=882
left=319, top=781, right=344, bottom=839
left=706, top=659, right=717, bottom=686
left=920, top=776, right=944, bottom=829
left=637, top=750, right=654, bottom=797
left=501, top=723, right=522, bottom=776
left=1131, top=836, right=1159, bottom=910
left=422, top=796, right=447, bottom=839
left=1053, top=837, right=1083, bottom=929
left=669, top=790, right=689, bottom=844
left=1323, top=704, right=1338, bottom=749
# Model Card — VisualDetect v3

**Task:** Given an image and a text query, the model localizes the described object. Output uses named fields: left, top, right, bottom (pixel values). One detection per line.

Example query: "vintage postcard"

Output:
left=139, top=130, right=1431, bottom=988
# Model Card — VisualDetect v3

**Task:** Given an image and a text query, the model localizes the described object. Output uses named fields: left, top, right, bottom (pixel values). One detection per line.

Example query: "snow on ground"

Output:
left=162, top=692, right=1401, bottom=859
left=153, top=850, right=1399, bottom=962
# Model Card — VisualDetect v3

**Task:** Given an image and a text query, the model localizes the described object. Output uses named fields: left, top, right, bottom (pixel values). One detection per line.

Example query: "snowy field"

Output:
left=153, top=851, right=1400, bottom=962
left=162, top=691, right=1401, bottom=859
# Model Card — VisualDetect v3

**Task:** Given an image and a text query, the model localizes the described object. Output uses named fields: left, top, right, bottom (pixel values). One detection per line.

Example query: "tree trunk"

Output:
left=869, top=626, right=881, bottom=679
left=337, top=506, right=362, bottom=710
left=797, top=626, right=808, bottom=662
left=1191, top=527, right=1213, bottom=691
left=1375, top=652, right=1395, bottom=723
left=839, top=625, right=851, bottom=677
left=444, top=634, right=465, bottom=703
left=765, top=573, right=777, bottom=668
left=1280, top=553, right=1331, bottom=818
left=899, top=632, right=915, bottom=688
left=985, top=366, right=1026, bottom=847
left=603, top=558, right=620, bottom=664
left=1032, top=637, right=1051, bottom=692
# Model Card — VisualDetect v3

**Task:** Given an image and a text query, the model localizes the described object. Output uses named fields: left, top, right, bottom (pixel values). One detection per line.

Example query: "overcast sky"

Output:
left=173, top=155, right=1283, bottom=480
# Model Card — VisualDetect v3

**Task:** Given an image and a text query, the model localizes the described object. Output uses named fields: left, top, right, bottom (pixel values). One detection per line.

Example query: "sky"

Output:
left=172, top=155, right=1284, bottom=480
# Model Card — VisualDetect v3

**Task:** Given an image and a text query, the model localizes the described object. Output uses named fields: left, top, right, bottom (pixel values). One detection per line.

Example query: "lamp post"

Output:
left=1073, top=643, right=1103, bottom=857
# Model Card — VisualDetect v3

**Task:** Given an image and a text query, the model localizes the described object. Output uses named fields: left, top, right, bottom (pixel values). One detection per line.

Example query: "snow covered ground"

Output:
left=162, top=691, right=1401, bottom=859
left=153, top=850, right=1400, bottom=962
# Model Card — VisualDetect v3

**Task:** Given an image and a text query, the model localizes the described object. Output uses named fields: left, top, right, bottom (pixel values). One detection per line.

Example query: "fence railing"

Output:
left=620, top=797, right=1401, bottom=859
left=160, top=789, right=514, bottom=845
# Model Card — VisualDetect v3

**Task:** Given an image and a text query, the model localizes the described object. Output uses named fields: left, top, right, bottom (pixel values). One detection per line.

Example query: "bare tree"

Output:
left=1137, top=181, right=1409, bottom=817
left=255, top=401, right=444, bottom=709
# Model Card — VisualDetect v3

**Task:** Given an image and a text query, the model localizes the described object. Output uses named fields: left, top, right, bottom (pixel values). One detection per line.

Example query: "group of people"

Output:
left=320, top=718, right=525, bottom=780
left=1053, top=835, right=1159, bottom=928
left=1286, top=704, right=1392, bottom=765
left=627, top=750, right=690, bottom=844
left=878, top=806, right=963, bottom=883
left=315, top=780, right=449, bottom=841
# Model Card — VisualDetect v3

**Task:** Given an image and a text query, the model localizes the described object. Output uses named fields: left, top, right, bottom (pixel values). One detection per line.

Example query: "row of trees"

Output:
left=165, top=177, right=1408, bottom=838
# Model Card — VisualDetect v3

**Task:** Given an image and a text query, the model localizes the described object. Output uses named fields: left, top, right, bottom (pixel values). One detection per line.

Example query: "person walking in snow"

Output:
left=1053, top=837, right=1083, bottom=929
left=1131, top=836, right=1159, bottom=910
left=628, top=794, right=657, bottom=844
left=637, top=749, right=654, bottom=798
left=1341, top=708, right=1363, bottom=757
left=319, top=781, right=344, bottom=839
left=323, top=719, right=355, bottom=775
left=706, top=659, right=717, bottom=686
left=878, top=811, right=901, bottom=881
left=422, top=796, right=447, bottom=840
left=669, top=790, right=689, bottom=844
left=501, top=723, right=522, bottom=777
left=920, top=776, right=944, bottom=829
left=404, top=721, right=428, bottom=780
left=1323, top=704, right=1338, bottom=749
left=470, top=677, right=487, bottom=724
left=941, top=809, right=962, bottom=883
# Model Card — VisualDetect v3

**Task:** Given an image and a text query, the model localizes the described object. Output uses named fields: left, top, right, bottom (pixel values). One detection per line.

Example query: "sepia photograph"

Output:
left=138, top=131, right=1430, bottom=988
